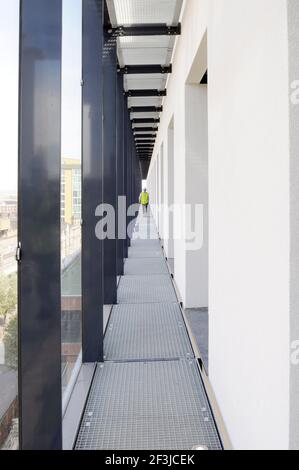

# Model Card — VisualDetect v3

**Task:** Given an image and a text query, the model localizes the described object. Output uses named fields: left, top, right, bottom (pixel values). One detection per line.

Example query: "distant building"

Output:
left=0, top=199, right=17, bottom=235
left=0, top=200, right=17, bottom=217
left=61, top=158, right=81, bottom=226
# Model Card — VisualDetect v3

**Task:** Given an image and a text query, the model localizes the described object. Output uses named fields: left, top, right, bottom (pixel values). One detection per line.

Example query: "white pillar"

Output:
left=209, top=0, right=291, bottom=450
left=164, top=121, right=175, bottom=259
left=184, top=83, right=209, bottom=308
left=158, top=145, right=165, bottom=239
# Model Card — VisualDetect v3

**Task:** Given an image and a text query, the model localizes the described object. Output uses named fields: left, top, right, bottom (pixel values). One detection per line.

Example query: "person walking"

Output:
left=139, top=188, right=149, bottom=214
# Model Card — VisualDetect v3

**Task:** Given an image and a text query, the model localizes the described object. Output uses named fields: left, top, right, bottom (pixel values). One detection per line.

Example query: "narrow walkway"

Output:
left=76, top=212, right=222, bottom=450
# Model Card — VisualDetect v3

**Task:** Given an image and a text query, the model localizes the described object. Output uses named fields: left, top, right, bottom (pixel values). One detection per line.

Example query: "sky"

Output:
left=0, top=0, right=82, bottom=194
left=0, top=0, right=19, bottom=193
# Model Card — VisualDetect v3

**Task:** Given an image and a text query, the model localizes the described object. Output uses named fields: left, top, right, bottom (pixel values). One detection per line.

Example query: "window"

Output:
left=61, top=0, right=82, bottom=410
left=0, top=0, right=19, bottom=450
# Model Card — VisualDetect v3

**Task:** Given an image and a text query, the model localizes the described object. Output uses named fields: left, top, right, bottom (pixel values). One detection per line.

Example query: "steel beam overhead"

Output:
left=108, top=23, right=181, bottom=37
left=132, top=118, right=160, bottom=124
left=119, top=65, right=172, bottom=75
left=134, top=127, right=158, bottom=132
left=134, top=135, right=157, bottom=139
left=134, top=134, right=157, bottom=138
left=125, top=89, right=166, bottom=97
left=130, top=106, right=162, bottom=113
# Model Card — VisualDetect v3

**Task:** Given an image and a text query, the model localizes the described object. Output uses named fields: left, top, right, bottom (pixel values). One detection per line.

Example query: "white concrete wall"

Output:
left=208, top=0, right=290, bottom=450
left=147, top=0, right=296, bottom=449
left=148, top=0, right=209, bottom=305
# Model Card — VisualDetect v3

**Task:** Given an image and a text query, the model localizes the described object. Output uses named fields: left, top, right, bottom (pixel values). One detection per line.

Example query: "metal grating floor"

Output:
left=104, top=303, right=193, bottom=361
left=124, top=257, right=169, bottom=275
left=130, top=239, right=161, bottom=248
left=75, top=360, right=222, bottom=450
left=75, top=212, right=222, bottom=450
left=117, top=274, right=177, bottom=304
left=128, top=246, right=163, bottom=258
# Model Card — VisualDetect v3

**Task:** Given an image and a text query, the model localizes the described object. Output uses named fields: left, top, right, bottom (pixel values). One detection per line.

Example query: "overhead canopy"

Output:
left=106, top=0, right=183, bottom=177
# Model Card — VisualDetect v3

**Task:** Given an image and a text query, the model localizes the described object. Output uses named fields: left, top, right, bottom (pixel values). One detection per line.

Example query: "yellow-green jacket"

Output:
left=140, top=191, right=149, bottom=205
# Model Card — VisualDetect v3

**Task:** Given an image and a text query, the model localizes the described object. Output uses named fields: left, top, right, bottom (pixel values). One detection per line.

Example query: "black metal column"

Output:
left=82, top=0, right=104, bottom=363
left=19, top=0, right=62, bottom=450
left=123, top=97, right=129, bottom=258
left=126, top=110, right=133, bottom=244
left=103, top=30, right=117, bottom=304
left=116, top=72, right=125, bottom=276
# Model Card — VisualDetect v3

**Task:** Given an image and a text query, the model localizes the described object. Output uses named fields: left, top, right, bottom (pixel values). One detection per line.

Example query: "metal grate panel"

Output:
left=105, top=303, right=193, bottom=361
left=123, top=47, right=169, bottom=66
left=125, top=75, right=167, bottom=91
left=112, top=0, right=182, bottom=26
left=128, top=246, right=163, bottom=258
left=124, top=257, right=168, bottom=275
left=131, top=239, right=161, bottom=248
left=118, top=275, right=177, bottom=304
left=75, top=360, right=222, bottom=450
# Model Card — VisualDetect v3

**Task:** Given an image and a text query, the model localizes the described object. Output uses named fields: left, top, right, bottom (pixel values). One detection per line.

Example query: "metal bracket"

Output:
left=129, top=106, right=163, bottom=113
left=125, top=89, right=166, bottom=97
left=107, top=23, right=181, bottom=37
left=132, top=118, right=160, bottom=124
left=119, top=65, right=172, bottom=75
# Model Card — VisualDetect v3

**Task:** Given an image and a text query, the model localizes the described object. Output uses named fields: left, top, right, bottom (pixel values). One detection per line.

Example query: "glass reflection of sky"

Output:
left=62, top=0, right=82, bottom=162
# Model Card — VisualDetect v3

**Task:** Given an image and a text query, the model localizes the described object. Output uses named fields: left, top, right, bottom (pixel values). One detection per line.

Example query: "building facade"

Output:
left=147, top=0, right=299, bottom=451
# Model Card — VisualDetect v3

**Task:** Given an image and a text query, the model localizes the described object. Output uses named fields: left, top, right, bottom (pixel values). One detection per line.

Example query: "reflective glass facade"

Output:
left=0, top=0, right=19, bottom=450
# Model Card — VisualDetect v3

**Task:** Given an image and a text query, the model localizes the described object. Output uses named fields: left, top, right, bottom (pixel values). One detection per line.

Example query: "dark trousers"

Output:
left=142, top=204, right=148, bottom=214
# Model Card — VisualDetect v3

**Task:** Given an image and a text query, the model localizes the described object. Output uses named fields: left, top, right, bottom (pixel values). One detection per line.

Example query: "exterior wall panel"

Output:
left=147, top=0, right=293, bottom=450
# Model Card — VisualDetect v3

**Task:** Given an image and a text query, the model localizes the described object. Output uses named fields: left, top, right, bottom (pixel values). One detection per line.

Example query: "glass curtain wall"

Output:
left=0, top=0, right=19, bottom=450
left=61, top=0, right=82, bottom=410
